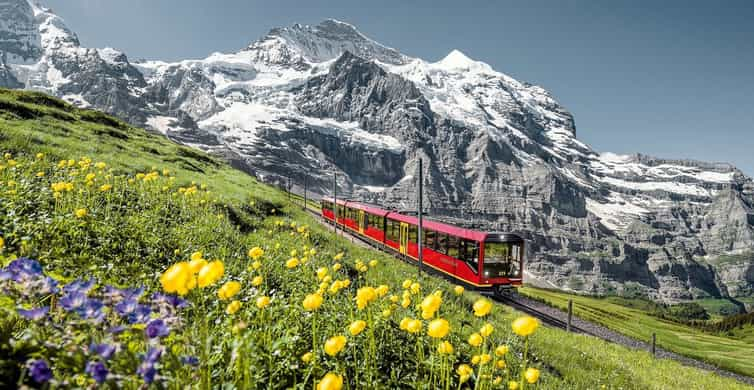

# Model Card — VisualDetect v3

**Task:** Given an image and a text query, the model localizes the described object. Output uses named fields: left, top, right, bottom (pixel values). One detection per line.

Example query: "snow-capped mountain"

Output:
left=3, top=0, right=753, bottom=303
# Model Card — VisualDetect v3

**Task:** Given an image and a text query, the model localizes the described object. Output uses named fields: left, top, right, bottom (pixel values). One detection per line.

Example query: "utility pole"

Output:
left=333, top=172, right=337, bottom=234
left=417, top=158, right=423, bottom=276
left=287, top=177, right=291, bottom=201
left=303, top=175, right=307, bottom=210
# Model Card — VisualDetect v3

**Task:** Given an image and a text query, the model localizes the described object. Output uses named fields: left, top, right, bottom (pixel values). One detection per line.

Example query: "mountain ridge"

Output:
left=1, top=0, right=752, bottom=303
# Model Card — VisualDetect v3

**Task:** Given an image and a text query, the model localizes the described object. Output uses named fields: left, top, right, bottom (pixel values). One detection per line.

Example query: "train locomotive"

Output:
left=320, top=197, right=524, bottom=295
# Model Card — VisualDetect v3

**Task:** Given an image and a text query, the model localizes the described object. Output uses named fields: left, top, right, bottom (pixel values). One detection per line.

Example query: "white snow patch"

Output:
left=599, top=176, right=710, bottom=197
left=61, top=94, right=90, bottom=108
left=586, top=193, right=648, bottom=231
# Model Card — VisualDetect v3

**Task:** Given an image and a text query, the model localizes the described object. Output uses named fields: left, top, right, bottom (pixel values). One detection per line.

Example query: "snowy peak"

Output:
left=27, top=0, right=79, bottom=49
left=435, top=49, right=490, bottom=72
left=248, top=19, right=409, bottom=65
left=0, top=0, right=42, bottom=62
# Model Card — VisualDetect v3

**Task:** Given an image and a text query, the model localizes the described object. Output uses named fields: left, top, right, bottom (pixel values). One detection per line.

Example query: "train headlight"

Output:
left=484, top=271, right=489, bottom=277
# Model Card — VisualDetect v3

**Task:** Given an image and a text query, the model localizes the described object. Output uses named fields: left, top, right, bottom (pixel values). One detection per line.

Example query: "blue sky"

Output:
left=44, top=0, right=754, bottom=176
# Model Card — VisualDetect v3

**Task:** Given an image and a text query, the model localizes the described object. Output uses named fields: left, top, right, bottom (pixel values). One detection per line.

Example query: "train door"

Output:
left=399, top=223, right=409, bottom=255
left=358, top=210, right=365, bottom=234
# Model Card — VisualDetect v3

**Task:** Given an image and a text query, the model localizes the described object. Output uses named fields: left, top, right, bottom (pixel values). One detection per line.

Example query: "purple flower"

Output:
left=145, top=319, right=169, bottom=339
left=103, top=285, right=143, bottom=303
left=1, top=258, right=43, bottom=282
left=17, top=306, right=48, bottom=321
left=181, top=355, right=199, bottom=366
left=151, top=292, right=188, bottom=309
left=59, top=291, right=88, bottom=312
left=89, top=343, right=117, bottom=360
left=85, top=361, right=108, bottom=384
left=28, top=359, right=52, bottom=383
left=108, top=325, right=126, bottom=334
left=63, top=279, right=95, bottom=294
left=77, top=299, right=105, bottom=322
left=137, top=347, right=163, bottom=384
left=115, top=298, right=152, bottom=323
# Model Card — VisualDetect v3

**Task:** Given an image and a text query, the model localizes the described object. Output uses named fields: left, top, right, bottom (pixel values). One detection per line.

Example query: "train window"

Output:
left=483, top=242, right=521, bottom=278
left=436, top=233, right=448, bottom=254
left=387, top=219, right=399, bottom=242
left=460, top=240, right=479, bottom=274
left=447, top=235, right=459, bottom=258
left=408, top=225, right=418, bottom=243
left=423, top=229, right=435, bottom=249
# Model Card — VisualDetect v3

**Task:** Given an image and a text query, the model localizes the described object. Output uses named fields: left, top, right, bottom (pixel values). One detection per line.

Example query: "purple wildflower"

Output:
left=17, top=306, right=48, bottom=321
left=151, top=292, right=188, bottom=309
left=181, top=355, right=199, bottom=366
left=77, top=299, right=105, bottom=322
left=145, top=319, right=169, bottom=339
left=137, top=347, right=163, bottom=384
left=89, top=343, right=117, bottom=360
left=0, top=258, right=43, bottom=282
left=63, top=279, right=95, bottom=294
left=59, top=291, right=88, bottom=312
left=115, top=298, right=151, bottom=323
left=108, top=325, right=126, bottom=334
left=28, top=359, right=52, bottom=383
left=103, top=285, right=143, bottom=303
left=85, top=361, right=108, bottom=384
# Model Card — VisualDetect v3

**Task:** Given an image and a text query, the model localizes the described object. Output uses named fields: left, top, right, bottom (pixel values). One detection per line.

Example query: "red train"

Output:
left=320, top=197, right=524, bottom=294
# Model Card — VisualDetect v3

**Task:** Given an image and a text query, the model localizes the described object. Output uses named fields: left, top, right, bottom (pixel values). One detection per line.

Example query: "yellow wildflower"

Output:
left=512, top=316, right=539, bottom=337
left=323, top=335, right=346, bottom=356
left=348, top=320, right=367, bottom=336
left=316, top=373, right=343, bottom=390
left=427, top=318, right=450, bottom=338
left=256, top=296, right=271, bottom=309
left=226, top=300, right=241, bottom=315
left=473, top=298, right=493, bottom=317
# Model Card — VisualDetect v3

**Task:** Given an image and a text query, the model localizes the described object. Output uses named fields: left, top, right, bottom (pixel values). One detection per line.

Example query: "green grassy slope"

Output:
left=520, top=286, right=754, bottom=378
left=0, top=89, right=751, bottom=389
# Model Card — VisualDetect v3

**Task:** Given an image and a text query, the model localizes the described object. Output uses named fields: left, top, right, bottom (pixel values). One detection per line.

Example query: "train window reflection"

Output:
left=483, top=242, right=521, bottom=278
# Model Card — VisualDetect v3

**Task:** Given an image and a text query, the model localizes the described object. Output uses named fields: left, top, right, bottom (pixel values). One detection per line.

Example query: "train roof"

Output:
left=321, top=197, right=523, bottom=243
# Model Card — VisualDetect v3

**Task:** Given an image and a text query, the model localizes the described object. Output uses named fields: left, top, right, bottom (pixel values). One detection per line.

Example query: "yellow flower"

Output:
left=472, top=298, right=492, bottom=317
left=36, top=153, right=45, bottom=160
left=389, top=295, right=399, bottom=303
left=286, top=257, right=299, bottom=269
left=316, top=373, right=343, bottom=390
left=36, top=171, right=45, bottom=177
left=496, top=360, right=506, bottom=369
left=525, top=367, right=540, bottom=384
left=512, top=316, right=539, bottom=337
left=410, top=282, right=421, bottom=294
left=509, top=381, right=519, bottom=390
left=256, top=296, right=271, bottom=309
left=303, top=293, right=323, bottom=311
left=251, top=276, right=263, bottom=287
left=453, top=285, right=465, bottom=295
left=399, top=317, right=411, bottom=330
left=406, top=319, right=422, bottom=334
left=248, top=247, right=264, bottom=260
left=427, top=318, right=450, bottom=338
left=495, top=345, right=509, bottom=356
left=217, top=281, right=241, bottom=300
left=356, top=286, right=377, bottom=304
left=382, top=309, right=392, bottom=318
left=471, top=355, right=481, bottom=365
left=402, top=279, right=412, bottom=289
left=494, top=376, right=503, bottom=385
left=480, top=353, right=492, bottom=364
left=74, top=208, right=88, bottom=218
left=189, top=258, right=208, bottom=274
left=468, top=332, right=483, bottom=347
left=197, top=260, right=224, bottom=288
left=480, top=323, right=494, bottom=337
left=332, top=263, right=341, bottom=272
left=94, top=162, right=106, bottom=170
left=420, top=294, right=442, bottom=316
left=226, top=300, right=241, bottom=315
left=457, top=364, right=473, bottom=383
left=99, top=184, right=112, bottom=192
left=190, top=251, right=203, bottom=262
left=301, top=352, right=313, bottom=364
left=317, top=267, right=329, bottom=280
left=160, top=262, right=192, bottom=295
left=368, top=260, right=378, bottom=267
left=401, top=297, right=411, bottom=308
left=252, top=260, right=262, bottom=270
left=348, top=320, right=367, bottom=336
left=333, top=252, right=344, bottom=261
left=375, top=284, right=389, bottom=297
left=323, top=335, right=347, bottom=356
left=437, top=340, right=454, bottom=355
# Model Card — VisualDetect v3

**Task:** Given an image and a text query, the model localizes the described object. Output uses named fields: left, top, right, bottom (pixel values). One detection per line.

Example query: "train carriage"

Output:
left=320, top=197, right=524, bottom=294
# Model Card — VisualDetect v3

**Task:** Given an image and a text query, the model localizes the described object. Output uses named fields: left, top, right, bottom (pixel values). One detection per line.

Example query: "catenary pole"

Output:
left=417, top=158, right=423, bottom=276
left=333, top=172, right=337, bottom=234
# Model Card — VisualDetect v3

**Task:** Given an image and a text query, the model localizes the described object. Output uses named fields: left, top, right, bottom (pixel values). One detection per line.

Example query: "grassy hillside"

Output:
left=520, top=287, right=754, bottom=378
left=0, top=88, right=751, bottom=389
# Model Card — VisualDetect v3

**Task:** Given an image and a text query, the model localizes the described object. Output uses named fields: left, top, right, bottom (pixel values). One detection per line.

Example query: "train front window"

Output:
left=483, top=242, right=522, bottom=278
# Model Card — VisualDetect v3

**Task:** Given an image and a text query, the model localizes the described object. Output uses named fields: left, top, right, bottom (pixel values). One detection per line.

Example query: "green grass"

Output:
left=520, top=286, right=754, bottom=379
left=0, top=88, right=752, bottom=389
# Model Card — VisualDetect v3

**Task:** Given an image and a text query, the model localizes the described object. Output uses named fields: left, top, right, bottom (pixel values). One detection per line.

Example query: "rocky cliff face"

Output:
left=3, top=0, right=753, bottom=302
